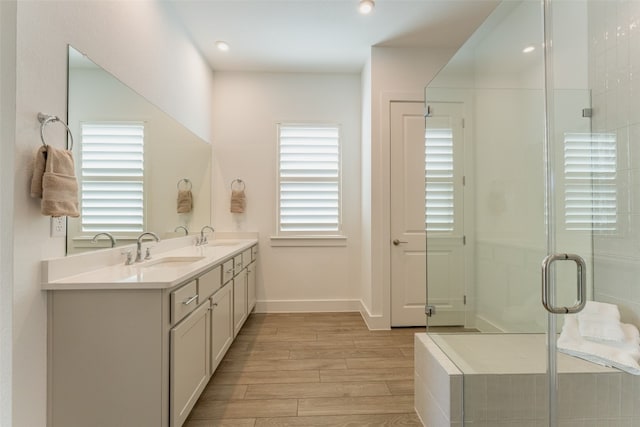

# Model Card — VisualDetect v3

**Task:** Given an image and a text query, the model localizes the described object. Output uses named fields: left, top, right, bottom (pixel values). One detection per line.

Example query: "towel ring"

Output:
left=177, top=178, right=192, bottom=191
left=231, top=179, right=245, bottom=191
left=38, top=113, right=74, bottom=151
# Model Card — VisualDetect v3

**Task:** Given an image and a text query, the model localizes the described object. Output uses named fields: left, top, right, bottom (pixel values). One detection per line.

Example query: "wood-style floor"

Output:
left=184, top=312, right=424, bottom=426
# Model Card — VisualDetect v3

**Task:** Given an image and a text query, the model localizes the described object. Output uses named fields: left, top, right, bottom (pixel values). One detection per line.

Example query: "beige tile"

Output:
left=254, top=413, right=423, bottom=426
left=234, top=333, right=318, bottom=343
left=211, top=369, right=320, bottom=385
left=249, top=339, right=357, bottom=351
left=190, top=313, right=421, bottom=425
left=316, top=331, right=395, bottom=340
left=244, top=381, right=391, bottom=399
left=238, top=326, right=279, bottom=335
left=189, top=399, right=298, bottom=419
left=354, top=337, right=414, bottom=349
left=200, top=384, right=248, bottom=401
left=223, top=349, right=291, bottom=361
left=297, top=395, right=415, bottom=416
left=345, top=357, right=414, bottom=369
left=278, top=325, right=371, bottom=334
left=319, top=368, right=414, bottom=383
left=289, top=348, right=405, bottom=360
left=400, top=348, right=414, bottom=358
left=386, top=380, right=414, bottom=396
left=184, top=418, right=256, bottom=427
left=218, top=358, right=347, bottom=372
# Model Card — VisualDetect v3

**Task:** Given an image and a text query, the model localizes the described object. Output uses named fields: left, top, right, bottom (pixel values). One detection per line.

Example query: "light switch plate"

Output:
left=50, top=216, right=66, bottom=237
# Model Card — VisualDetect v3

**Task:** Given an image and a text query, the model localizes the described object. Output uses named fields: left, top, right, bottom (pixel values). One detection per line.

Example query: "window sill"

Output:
left=269, top=235, right=347, bottom=247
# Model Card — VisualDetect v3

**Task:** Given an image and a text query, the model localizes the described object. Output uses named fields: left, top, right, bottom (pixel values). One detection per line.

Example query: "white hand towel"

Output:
left=577, top=301, right=621, bottom=321
left=578, top=317, right=627, bottom=343
left=558, top=314, right=640, bottom=375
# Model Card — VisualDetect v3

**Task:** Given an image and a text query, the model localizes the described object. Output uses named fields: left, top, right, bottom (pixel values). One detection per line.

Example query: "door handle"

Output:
left=393, top=239, right=408, bottom=246
left=541, top=253, right=586, bottom=314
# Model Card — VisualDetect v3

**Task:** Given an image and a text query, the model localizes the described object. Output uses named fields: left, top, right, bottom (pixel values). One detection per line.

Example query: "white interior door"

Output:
left=390, top=101, right=466, bottom=327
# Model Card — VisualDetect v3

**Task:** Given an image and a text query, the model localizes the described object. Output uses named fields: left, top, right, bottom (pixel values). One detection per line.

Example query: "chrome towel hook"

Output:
left=38, top=113, right=74, bottom=151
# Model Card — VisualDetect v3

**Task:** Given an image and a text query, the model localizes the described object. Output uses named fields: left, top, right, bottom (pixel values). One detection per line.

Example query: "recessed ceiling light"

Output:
left=359, top=0, right=375, bottom=14
left=215, top=41, right=230, bottom=52
left=522, top=45, right=535, bottom=53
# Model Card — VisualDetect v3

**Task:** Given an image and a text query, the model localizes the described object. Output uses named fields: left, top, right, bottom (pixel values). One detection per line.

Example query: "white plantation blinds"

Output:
left=80, top=123, right=145, bottom=233
left=564, top=132, right=617, bottom=232
left=425, top=128, right=454, bottom=232
left=278, top=125, right=341, bottom=234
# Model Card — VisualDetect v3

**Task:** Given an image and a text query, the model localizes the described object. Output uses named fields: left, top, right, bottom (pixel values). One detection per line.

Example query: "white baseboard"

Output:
left=359, top=300, right=390, bottom=330
left=254, top=299, right=360, bottom=313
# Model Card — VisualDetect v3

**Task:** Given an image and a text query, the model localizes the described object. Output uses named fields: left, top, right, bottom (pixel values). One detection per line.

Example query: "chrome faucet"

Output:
left=198, top=225, right=215, bottom=246
left=91, top=232, right=116, bottom=248
left=174, top=225, right=189, bottom=236
left=136, top=231, right=160, bottom=262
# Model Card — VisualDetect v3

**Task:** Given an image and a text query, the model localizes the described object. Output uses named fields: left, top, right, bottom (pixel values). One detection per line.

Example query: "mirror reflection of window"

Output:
left=80, top=122, right=145, bottom=234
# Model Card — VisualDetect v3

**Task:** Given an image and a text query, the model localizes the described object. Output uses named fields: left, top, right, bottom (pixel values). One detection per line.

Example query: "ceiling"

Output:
left=165, top=0, right=500, bottom=73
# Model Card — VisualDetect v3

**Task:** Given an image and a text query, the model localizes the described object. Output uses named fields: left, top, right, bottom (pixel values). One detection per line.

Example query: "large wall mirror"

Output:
left=66, top=45, right=212, bottom=254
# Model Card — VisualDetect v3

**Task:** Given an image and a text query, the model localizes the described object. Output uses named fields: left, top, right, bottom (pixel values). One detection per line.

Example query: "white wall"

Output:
left=211, top=72, right=362, bottom=312
left=363, top=46, right=456, bottom=328
left=360, top=57, right=373, bottom=316
left=10, top=2, right=214, bottom=426
left=0, top=2, right=16, bottom=424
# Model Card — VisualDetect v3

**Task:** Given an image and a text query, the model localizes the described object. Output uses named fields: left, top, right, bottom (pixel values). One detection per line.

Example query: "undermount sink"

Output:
left=139, top=256, right=205, bottom=268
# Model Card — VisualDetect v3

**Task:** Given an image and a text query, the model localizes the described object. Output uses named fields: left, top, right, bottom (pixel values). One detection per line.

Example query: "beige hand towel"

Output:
left=40, top=146, right=79, bottom=217
left=30, top=146, right=48, bottom=198
left=230, top=189, right=246, bottom=213
left=177, top=190, right=193, bottom=213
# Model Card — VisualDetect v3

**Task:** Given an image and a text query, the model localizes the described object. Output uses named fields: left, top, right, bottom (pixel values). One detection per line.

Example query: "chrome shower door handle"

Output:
left=541, top=253, right=587, bottom=314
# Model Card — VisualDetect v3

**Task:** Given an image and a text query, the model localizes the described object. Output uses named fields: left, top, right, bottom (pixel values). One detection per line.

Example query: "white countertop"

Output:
left=42, top=238, right=257, bottom=291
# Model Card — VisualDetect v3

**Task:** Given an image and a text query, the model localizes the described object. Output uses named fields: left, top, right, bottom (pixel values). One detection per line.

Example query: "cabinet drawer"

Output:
left=241, top=249, right=252, bottom=270
left=171, top=280, right=198, bottom=324
left=222, top=259, right=234, bottom=284
left=251, top=245, right=258, bottom=261
left=233, top=254, right=243, bottom=276
left=198, top=266, right=221, bottom=300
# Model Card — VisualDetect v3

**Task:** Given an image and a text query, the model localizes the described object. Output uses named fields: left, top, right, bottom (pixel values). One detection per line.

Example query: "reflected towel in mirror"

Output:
left=230, top=189, right=246, bottom=213
left=177, top=190, right=193, bottom=213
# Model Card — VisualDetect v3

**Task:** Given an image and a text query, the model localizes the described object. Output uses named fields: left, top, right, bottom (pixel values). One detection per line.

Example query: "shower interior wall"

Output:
left=589, top=0, right=640, bottom=326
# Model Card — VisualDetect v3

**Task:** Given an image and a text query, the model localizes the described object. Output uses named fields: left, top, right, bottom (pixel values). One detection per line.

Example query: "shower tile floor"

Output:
left=184, top=312, right=425, bottom=426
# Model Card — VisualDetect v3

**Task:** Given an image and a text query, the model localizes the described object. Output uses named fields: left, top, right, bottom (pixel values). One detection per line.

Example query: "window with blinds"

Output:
left=564, top=132, right=617, bottom=232
left=425, top=128, right=454, bottom=232
left=277, top=124, right=341, bottom=234
left=80, top=122, right=145, bottom=233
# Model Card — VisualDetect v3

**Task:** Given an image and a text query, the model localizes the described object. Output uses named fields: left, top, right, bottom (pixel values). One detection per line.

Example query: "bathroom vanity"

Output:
left=42, top=238, right=258, bottom=427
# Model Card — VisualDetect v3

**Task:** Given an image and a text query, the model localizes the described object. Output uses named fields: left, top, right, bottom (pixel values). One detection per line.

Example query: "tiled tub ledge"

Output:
left=414, top=333, right=640, bottom=427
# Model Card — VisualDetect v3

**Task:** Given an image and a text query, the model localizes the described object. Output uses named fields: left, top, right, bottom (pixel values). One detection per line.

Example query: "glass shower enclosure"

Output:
left=422, top=0, right=639, bottom=425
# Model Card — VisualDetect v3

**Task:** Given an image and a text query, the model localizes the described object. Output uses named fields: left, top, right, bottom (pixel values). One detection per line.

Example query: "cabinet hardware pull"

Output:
left=212, top=303, right=218, bottom=307
left=226, top=268, right=233, bottom=274
left=183, top=295, right=198, bottom=305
